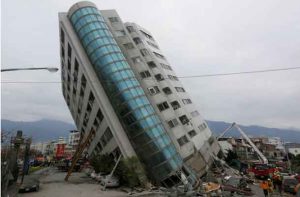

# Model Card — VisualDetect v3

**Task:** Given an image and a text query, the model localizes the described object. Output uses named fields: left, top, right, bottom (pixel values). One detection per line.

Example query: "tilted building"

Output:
left=59, top=1, right=220, bottom=187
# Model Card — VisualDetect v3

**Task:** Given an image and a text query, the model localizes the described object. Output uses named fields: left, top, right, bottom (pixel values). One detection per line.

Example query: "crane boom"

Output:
left=218, top=122, right=268, bottom=164
left=217, top=123, right=235, bottom=140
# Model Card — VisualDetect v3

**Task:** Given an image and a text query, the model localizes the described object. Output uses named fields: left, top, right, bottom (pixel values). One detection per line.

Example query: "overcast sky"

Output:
left=2, top=0, right=300, bottom=130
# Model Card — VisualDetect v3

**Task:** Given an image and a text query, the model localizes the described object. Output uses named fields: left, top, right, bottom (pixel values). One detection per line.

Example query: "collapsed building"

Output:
left=59, top=1, right=220, bottom=187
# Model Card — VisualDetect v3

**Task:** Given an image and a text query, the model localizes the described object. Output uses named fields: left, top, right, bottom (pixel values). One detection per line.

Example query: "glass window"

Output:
left=140, top=70, right=151, bottom=79
left=160, top=63, right=172, bottom=70
left=147, top=61, right=157, bottom=68
left=179, top=115, right=189, bottom=125
left=134, top=133, right=151, bottom=144
left=162, top=87, right=172, bottom=95
left=133, top=37, right=142, bottom=45
left=140, top=49, right=150, bottom=56
left=188, top=130, right=197, bottom=138
left=123, top=43, right=134, bottom=49
left=109, top=17, right=119, bottom=23
left=175, top=87, right=185, bottom=92
left=157, top=101, right=169, bottom=111
left=147, top=86, right=160, bottom=95
left=169, top=158, right=178, bottom=169
left=182, top=99, right=192, bottom=105
left=67, top=43, right=72, bottom=59
left=140, top=30, right=154, bottom=40
left=155, top=74, right=164, bottom=81
left=151, top=127, right=163, bottom=138
left=60, top=28, right=65, bottom=44
left=162, top=148, right=172, bottom=159
left=168, top=75, right=179, bottom=81
left=177, top=135, right=189, bottom=146
left=153, top=52, right=165, bottom=59
left=170, top=101, right=180, bottom=110
left=126, top=26, right=135, bottom=33
left=198, top=122, right=207, bottom=131
left=123, top=113, right=137, bottom=125
left=167, top=118, right=179, bottom=128
left=162, top=134, right=171, bottom=146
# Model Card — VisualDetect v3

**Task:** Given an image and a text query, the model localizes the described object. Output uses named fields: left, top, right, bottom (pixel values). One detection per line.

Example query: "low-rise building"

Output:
left=252, top=137, right=285, bottom=160
left=68, top=130, right=80, bottom=154
left=288, top=148, right=300, bottom=156
left=30, top=142, right=48, bottom=154
left=217, top=138, right=233, bottom=157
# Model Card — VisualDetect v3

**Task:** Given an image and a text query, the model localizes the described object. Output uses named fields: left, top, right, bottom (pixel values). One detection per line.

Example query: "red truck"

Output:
left=248, top=163, right=278, bottom=179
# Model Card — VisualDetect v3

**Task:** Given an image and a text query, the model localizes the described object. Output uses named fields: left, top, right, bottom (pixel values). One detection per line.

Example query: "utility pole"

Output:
left=9, top=130, right=24, bottom=182
left=21, top=138, right=32, bottom=184
left=283, top=140, right=292, bottom=174
left=1, top=130, right=24, bottom=197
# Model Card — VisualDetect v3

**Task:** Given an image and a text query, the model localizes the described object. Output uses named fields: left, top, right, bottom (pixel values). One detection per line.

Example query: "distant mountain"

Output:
left=1, top=119, right=300, bottom=143
left=206, top=120, right=300, bottom=143
left=1, top=119, right=76, bottom=142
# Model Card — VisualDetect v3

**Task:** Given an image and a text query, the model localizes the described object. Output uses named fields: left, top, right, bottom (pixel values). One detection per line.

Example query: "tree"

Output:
left=291, top=154, right=300, bottom=173
left=225, top=150, right=238, bottom=164
left=115, top=156, right=147, bottom=188
left=89, top=154, right=147, bottom=188
left=90, top=153, right=114, bottom=173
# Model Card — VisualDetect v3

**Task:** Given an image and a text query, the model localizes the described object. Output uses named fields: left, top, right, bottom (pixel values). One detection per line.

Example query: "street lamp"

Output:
left=1, top=67, right=59, bottom=72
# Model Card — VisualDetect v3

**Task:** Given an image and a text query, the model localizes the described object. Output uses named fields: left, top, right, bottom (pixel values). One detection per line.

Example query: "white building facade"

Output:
left=68, top=130, right=80, bottom=149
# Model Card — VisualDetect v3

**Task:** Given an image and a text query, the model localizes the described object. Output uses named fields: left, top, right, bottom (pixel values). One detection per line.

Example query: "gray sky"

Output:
left=2, top=0, right=300, bottom=129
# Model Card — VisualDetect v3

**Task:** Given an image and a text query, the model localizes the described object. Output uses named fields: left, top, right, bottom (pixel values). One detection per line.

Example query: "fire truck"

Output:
left=218, top=123, right=278, bottom=178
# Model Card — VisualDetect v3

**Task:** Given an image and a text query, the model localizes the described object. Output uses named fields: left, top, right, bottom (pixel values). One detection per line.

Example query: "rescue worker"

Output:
left=260, top=180, right=269, bottom=197
left=295, top=182, right=300, bottom=197
left=272, top=171, right=282, bottom=194
left=267, top=178, right=274, bottom=194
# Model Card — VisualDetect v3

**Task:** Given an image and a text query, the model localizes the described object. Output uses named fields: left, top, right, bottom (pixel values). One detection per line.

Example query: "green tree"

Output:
left=90, top=154, right=147, bottom=187
left=291, top=154, right=300, bottom=173
left=90, top=153, right=114, bottom=173
left=115, top=156, right=147, bottom=188
left=225, top=150, right=238, bottom=164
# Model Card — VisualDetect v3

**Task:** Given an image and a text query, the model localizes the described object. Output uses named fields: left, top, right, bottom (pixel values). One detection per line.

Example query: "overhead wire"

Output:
left=1, top=66, right=300, bottom=84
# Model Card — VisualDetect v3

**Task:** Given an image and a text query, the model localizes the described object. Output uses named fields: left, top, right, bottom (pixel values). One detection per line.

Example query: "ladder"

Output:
left=64, top=128, right=95, bottom=181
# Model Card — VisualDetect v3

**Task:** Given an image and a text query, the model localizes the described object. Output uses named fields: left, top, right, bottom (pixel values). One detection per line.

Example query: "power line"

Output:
left=178, top=66, right=300, bottom=78
left=1, top=81, right=61, bottom=84
left=1, top=66, right=300, bottom=84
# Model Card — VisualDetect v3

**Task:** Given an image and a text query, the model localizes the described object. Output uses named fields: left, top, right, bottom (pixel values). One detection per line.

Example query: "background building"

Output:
left=30, top=142, right=48, bottom=154
left=68, top=130, right=80, bottom=153
left=59, top=1, right=219, bottom=186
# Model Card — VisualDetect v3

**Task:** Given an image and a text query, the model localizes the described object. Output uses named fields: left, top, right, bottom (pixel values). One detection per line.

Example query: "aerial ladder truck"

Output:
left=217, top=123, right=279, bottom=178
left=217, top=122, right=268, bottom=164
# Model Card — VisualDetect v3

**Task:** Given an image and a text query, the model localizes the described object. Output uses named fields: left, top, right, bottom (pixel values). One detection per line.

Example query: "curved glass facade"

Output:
left=68, top=6, right=183, bottom=181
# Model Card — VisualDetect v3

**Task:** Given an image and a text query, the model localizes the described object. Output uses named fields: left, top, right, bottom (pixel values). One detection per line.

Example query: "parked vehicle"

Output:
left=100, top=175, right=120, bottom=188
left=95, top=172, right=108, bottom=182
left=294, top=174, right=300, bottom=183
left=83, top=167, right=93, bottom=176
left=90, top=171, right=97, bottom=179
left=19, top=177, right=40, bottom=193
left=282, top=176, right=298, bottom=194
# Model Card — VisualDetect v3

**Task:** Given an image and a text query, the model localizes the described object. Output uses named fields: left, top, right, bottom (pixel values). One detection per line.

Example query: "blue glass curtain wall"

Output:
left=69, top=6, right=183, bottom=181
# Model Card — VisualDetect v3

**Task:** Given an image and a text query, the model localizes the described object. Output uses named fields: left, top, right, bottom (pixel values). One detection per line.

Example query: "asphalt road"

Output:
left=18, top=167, right=127, bottom=197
